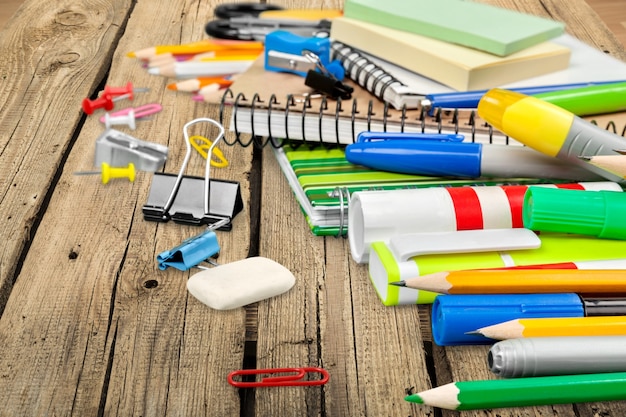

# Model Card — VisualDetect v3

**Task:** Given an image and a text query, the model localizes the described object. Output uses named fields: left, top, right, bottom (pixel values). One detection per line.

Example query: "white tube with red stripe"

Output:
left=348, top=181, right=623, bottom=264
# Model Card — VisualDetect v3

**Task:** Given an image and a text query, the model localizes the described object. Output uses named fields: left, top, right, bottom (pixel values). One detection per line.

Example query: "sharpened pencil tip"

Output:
left=578, top=155, right=592, bottom=161
left=614, top=149, right=626, bottom=155
left=404, top=394, right=424, bottom=404
left=389, top=281, right=406, bottom=287
left=464, top=330, right=482, bottom=336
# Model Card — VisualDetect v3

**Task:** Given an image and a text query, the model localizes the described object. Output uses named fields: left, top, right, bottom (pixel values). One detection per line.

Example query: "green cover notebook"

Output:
left=343, top=0, right=565, bottom=56
left=273, top=145, right=556, bottom=237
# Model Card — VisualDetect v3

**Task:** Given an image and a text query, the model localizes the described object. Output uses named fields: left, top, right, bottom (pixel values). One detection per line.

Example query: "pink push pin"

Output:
left=99, top=103, right=163, bottom=125
left=103, top=109, right=137, bottom=130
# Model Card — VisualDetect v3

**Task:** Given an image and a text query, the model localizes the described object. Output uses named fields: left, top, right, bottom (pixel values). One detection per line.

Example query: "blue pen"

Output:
left=344, top=132, right=603, bottom=181
left=432, top=293, right=624, bottom=346
left=421, top=80, right=626, bottom=115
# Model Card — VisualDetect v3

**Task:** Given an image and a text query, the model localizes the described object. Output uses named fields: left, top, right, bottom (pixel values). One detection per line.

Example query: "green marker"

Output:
left=534, top=81, right=626, bottom=116
left=405, top=372, right=626, bottom=410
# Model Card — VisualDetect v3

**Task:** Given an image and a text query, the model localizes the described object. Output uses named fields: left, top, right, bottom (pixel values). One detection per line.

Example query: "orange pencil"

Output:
left=391, top=269, right=626, bottom=294
left=167, top=77, right=234, bottom=92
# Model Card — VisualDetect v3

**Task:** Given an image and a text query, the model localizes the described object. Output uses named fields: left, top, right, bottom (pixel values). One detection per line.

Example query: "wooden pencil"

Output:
left=391, top=269, right=626, bottom=294
left=405, top=372, right=626, bottom=410
left=579, top=154, right=626, bottom=178
left=471, top=316, right=626, bottom=340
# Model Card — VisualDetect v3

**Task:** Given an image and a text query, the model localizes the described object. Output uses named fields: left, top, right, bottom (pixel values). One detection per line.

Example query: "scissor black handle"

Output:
left=214, top=3, right=284, bottom=19
left=205, top=19, right=252, bottom=40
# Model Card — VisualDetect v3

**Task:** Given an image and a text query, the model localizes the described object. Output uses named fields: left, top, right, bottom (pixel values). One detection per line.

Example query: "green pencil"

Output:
left=405, top=372, right=626, bottom=410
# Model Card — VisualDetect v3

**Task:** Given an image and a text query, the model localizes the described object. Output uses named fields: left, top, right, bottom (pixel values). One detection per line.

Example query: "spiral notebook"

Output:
left=220, top=42, right=626, bottom=148
left=219, top=56, right=514, bottom=148
left=273, top=144, right=574, bottom=236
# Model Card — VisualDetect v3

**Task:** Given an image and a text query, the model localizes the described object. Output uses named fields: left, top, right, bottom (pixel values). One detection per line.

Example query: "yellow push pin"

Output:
left=74, top=162, right=136, bottom=184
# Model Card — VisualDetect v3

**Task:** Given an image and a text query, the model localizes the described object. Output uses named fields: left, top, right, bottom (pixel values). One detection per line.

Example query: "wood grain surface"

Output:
left=0, top=0, right=625, bottom=416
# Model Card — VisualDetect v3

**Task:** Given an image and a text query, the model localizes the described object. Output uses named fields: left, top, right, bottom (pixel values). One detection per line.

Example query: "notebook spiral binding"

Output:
left=331, top=41, right=405, bottom=104
left=332, top=42, right=405, bottom=101
left=219, top=89, right=508, bottom=148
left=219, top=88, right=626, bottom=149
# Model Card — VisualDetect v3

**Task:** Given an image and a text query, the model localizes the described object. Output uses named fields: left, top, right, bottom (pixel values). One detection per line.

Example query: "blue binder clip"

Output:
left=157, top=218, right=229, bottom=271
left=264, top=31, right=344, bottom=80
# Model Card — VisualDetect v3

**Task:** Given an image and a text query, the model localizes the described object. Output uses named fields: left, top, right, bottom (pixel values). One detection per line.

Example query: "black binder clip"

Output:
left=303, top=51, right=353, bottom=100
left=142, top=118, right=243, bottom=230
left=156, top=217, right=229, bottom=271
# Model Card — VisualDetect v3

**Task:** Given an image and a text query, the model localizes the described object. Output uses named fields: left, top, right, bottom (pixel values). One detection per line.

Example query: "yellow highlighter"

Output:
left=478, top=88, right=626, bottom=184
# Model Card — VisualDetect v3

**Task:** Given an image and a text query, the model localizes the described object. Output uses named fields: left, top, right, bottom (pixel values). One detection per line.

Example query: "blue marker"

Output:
left=344, top=132, right=603, bottom=181
left=421, top=80, right=626, bottom=115
left=432, top=293, right=626, bottom=346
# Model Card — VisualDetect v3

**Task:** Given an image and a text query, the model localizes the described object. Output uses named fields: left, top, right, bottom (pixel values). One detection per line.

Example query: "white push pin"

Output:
left=103, top=109, right=137, bottom=130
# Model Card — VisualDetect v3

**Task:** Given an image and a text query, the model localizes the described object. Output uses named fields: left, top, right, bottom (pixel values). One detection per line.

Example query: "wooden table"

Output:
left=1, top=0, right=625, bottom=416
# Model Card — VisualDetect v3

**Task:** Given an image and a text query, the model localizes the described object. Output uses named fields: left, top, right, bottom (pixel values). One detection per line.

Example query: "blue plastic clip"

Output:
left=356, top=132, right=465, bottom=143
left=157, top=218, right=229, bottom=271
left=264, top=31, right=344, bottom=80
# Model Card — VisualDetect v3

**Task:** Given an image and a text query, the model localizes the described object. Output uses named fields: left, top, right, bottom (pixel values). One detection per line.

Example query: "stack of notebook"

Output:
left=333, top=0, right=571, bottom=93
left=332, top=0, right=626, bottom=108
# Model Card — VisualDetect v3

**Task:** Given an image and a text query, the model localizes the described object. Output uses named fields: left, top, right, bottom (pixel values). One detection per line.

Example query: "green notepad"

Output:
left=273, top=145, right=563, bottom=237
left=343, top=0, right=565, bottom=56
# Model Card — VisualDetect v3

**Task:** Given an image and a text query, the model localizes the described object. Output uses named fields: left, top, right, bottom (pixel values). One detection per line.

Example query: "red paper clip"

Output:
left=227, top=367, right=329, bottom=388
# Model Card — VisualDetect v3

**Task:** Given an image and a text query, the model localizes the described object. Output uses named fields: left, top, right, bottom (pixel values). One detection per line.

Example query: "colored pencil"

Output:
left=579, top=154, right=626, bottom=178
left=391, top=269, right=626, bottom=294
left=127, top=40, right=264, bottom=60
left=167, top=76, right=234, bottom=92
left=471, top=316, right=626, bottom=340
left=147, top=60, right=254, bottom=78
left=405, top=372, right=626, bottom=410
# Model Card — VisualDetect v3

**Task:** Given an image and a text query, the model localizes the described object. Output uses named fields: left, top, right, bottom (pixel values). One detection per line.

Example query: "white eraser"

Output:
left=187, top=256, right=296, bottom=310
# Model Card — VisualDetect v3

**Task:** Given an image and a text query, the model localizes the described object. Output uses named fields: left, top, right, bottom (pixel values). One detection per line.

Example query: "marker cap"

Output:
left=431, top=293, right=584, bottom=346
left=523, top=187, right=626, bottom=239
left=476, top=88, right=526, bottom=132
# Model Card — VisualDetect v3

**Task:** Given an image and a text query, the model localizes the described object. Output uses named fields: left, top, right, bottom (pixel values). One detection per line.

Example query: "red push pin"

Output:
left=82, top=94, right=114, bottom=115
left=82, top=82, right=149, bottom=115
left=103, top=82, right=149, bottom=101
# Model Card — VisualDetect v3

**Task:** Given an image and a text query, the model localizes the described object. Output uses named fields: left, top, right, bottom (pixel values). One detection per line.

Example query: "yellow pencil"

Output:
left=127, top=40, right=264, bottom=60
left=472, top=316, right=626, bottom=340
left=391, top=269, right=626, bottom=294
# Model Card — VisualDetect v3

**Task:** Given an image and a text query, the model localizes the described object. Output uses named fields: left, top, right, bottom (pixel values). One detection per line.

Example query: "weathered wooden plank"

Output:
left=254, top=148, right=326, bottom=416
left=0, top=0, right=133, bottom=310
left=0, top=0, right=251, bottom=415
left=99, top=0, right=252, bottom=415
left=257, top=148, right=432, bottom=416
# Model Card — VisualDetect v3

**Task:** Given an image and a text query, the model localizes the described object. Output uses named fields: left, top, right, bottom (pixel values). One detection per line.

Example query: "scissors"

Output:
left=205, top=3, right=334, bottom=41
